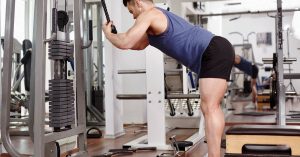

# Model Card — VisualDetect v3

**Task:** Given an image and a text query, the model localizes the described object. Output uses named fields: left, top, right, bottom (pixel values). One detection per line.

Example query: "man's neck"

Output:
left=142, top=3, right=155, bottom=11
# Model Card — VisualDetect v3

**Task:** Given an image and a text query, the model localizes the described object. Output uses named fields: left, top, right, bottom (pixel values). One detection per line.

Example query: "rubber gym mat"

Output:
left=234, top=112, right=275, bottom=116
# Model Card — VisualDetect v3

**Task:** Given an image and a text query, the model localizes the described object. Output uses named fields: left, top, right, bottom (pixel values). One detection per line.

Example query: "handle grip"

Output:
left=136, top=147, right=157, bottom=151
left=111, top=25, right=117, bottom=34
left=89, top=20, right=93, bottom=40
left=101, top=0, right=117, bottom=34
left=52, top=8, right=57, bottom=33
left=20, top=49, right=31, bottom=64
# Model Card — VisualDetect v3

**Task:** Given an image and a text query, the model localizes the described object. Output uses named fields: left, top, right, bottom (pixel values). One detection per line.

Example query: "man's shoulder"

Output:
left=146, top=7, right=164, bottom=16
left=138, top=8, right=164, bottom=21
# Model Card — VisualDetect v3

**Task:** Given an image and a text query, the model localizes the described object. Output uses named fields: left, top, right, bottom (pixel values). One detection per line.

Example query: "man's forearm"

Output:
left=106, top=33, right=129, bottom=49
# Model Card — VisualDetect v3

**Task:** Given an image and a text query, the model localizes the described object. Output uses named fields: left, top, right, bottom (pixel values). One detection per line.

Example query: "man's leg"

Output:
left=251, top=78, right=258, bottom=103
left=199, top=78, right=227, bottom=157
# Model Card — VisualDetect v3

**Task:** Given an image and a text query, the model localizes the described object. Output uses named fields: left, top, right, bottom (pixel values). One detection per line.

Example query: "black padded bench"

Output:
left=225, top=125, right=300, bottom=156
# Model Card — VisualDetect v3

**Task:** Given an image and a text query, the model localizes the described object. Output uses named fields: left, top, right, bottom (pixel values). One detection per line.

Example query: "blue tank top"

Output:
left=148, top=7, right=214, bottom=74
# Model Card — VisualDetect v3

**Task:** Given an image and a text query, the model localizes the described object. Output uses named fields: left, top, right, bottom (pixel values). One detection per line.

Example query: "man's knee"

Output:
left=200, top=101, right=221, bottom=115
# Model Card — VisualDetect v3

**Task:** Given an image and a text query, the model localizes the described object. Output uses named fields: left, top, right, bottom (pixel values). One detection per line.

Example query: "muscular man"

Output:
left=234, top=55, right=259, bottom=103
left=102, top=0, right=235, bottom=156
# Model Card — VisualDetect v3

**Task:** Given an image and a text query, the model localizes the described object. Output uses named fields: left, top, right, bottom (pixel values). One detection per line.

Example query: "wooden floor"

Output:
left=86, top=127, right=201, bottom=157
left=1, top=99, right=300, bottom=157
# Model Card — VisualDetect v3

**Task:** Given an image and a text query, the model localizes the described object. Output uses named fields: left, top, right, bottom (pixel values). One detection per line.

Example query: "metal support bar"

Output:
left=284, top=73, right=300, bottom=79
left=118, top=69, right=146, bottom=74
left=44, top=125, right=85, bottom=143
left=84, top=4, right=93, bottom=116
left=81, top=41, right=92, bottom=49
left=31, top=0, right=47, bottom=155
left=285, top=91, right=297, bottom=95
left=0, top=4, right=2, bottom=148
left=86, top=4, right=106, bottom=126
left=96, top=4, right=104, bottom=90
left=262, top=58, right=297, bottom=62
left=145, top=46, right=166, bottom=147
left=263, top=61, right=294, bottom=64
left=81, top=6, right=93, bottom=49
left=0, top=3, right=2, bottom=147
left=262, top=58, right=297, bottom=64
left=74, top=0, right=88, bottom=152
left=193, top=8, right=300, bottom=17
left=87, top=105, right=105, bottom=122
left=12, top=64, right=22, bottom=87
left=30, top=0, right=88, bottom=156
left=24, top=0, right=30, bottom=39
left=167, top=94, right=200, bottom=99
left=116, top=94, right=200, bottom=100
left=118, top=69, right=186, bottom=75
left=116, top=94, right=147, bottom=100
left=12, top=72, right=25, bottom=92
left=0, top=0, right=23, bottom=156
left=276, top=0, right=286, bottom=126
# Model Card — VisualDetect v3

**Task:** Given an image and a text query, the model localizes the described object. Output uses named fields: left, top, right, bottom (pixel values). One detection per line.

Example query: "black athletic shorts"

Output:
left=199, top=36, right=235, bottom=81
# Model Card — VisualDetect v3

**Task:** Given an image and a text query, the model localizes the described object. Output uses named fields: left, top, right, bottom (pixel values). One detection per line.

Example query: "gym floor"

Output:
left=1, top=99, right=300, bottom=157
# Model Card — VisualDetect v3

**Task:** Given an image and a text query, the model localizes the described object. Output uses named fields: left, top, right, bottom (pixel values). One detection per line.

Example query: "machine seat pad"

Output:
left=175, top=141, right=193, bottom=148
left=226, top=125, right=300, bottom=136
left=224, top=154, right=290, bottom=157
left=243, top=144, right=291, bottom=155
left=173, top=141, right=193, bottom=151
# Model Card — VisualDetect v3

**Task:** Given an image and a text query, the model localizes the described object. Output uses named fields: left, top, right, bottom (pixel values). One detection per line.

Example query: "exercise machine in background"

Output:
left=1, top=0, right=93, bottom=156
left=225, top=1, right=300, bottom=156
left=1, top=38, right=33, bottom=137
left=229, top=32, right=260, bottom=100
left=84, top=0, right=106, bottom=139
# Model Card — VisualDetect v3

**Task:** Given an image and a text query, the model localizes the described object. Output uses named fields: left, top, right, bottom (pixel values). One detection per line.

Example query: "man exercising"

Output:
left=102, top=0, right=234, bottom=156
left=234, top=55, right=259, bottom=103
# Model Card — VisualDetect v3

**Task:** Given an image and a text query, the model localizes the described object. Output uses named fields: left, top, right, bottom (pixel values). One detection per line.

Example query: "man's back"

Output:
left=147, top=7, right=214, bottom=74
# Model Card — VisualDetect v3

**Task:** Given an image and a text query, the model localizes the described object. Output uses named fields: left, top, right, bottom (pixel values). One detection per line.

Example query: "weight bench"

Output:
left=225, top=125, right=300, bottom=156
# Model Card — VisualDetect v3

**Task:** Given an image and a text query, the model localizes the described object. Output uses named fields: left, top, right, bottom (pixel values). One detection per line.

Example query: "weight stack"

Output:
left=48, top=40, right=73, bottom=60
left=49, top=79, right=75, bottom=131
left=48, top=39, right=75, bottom=132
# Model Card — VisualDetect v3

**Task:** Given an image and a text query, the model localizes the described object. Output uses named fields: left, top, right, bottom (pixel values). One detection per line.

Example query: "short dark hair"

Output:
left=123, top=0, right=153, bottom=7
left=123, top=0, right=132, bottom=7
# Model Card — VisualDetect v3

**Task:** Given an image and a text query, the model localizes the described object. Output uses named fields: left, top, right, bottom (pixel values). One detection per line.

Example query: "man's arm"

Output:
left=251, top=78, right=257, bottom=103
left=234, top=55, right=259, bottom=103
left=103, top=10, right=153, bottom=50
left=131, top=33, right=149, bottom=50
